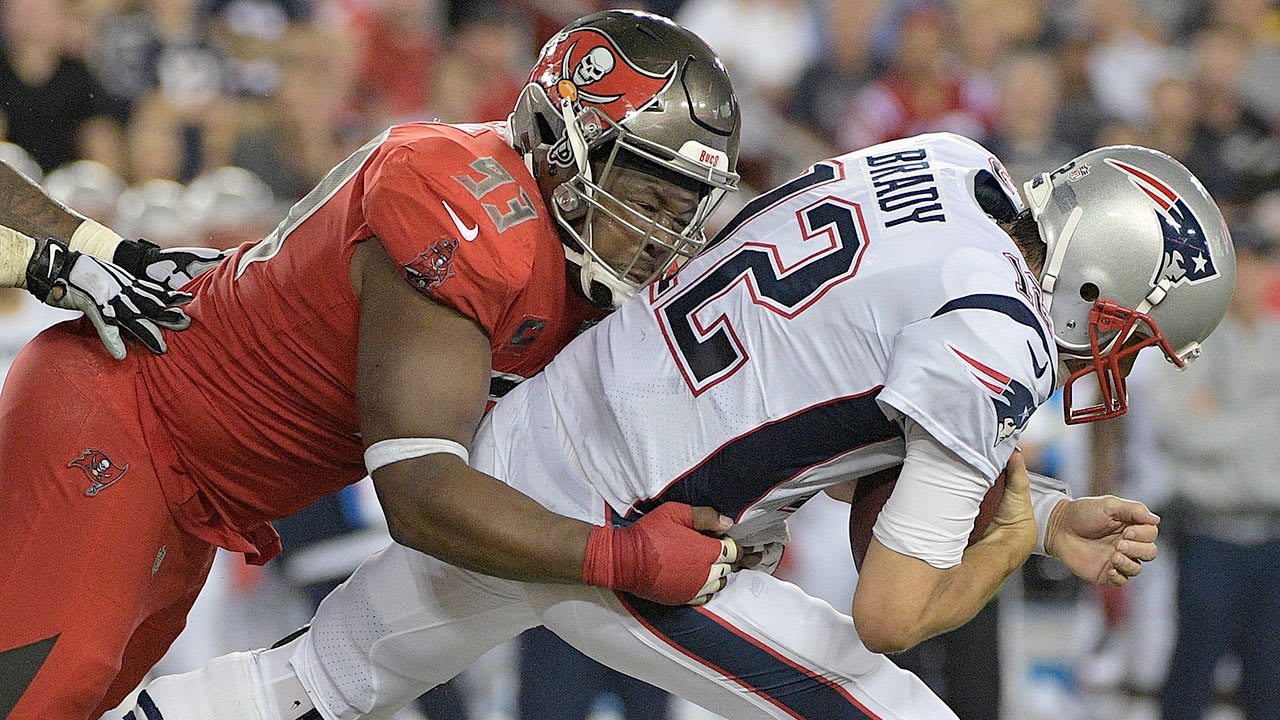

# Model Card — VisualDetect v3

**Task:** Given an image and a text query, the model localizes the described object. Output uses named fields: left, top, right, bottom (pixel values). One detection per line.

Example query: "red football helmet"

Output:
left=510, top=10, right=741, bottom=308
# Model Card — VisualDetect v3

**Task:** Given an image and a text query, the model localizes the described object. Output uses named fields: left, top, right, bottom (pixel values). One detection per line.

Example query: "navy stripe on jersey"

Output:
left=931, top=293, right=1055, bottom=382
left=709, top=162, right=841, bottom=250
left=629, top=389, right=900, bottom=521
left=137, top=691, right=163, bottom=720
left=618, top=595, right=882, bottom=720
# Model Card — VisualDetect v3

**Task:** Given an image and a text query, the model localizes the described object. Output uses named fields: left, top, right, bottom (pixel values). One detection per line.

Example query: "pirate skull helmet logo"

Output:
left=571, top=46, right=616, bottom=88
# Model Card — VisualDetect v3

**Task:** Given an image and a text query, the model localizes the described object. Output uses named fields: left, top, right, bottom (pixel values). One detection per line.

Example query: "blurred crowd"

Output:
left=4, top=0, right=1280, bottom=719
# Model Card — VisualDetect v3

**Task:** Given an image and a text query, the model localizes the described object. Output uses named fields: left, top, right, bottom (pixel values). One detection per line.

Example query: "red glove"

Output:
left=581, top=502, right=740, bottom=605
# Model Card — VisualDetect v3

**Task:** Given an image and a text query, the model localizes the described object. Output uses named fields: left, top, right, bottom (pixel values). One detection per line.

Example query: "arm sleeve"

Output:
left=871, top=418, right=991, bottom=569
left=1029, top=471, right=1071, bottom=556
left=363, top=146, right=531, bottom=337
left=870, top=424, right=1072, bottom=566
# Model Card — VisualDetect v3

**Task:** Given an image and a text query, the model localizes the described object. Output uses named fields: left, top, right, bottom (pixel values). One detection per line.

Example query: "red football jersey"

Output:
left=136, top=122, right=603, bottom=563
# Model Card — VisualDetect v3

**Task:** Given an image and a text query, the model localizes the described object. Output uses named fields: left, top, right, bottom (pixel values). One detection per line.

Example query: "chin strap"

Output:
left=563, top=245, right=628, bottom=309
left=559, top=98, right=591, bottom=180
left=1037, top=206, right=1083, bottom=301
left=554, top=97, right=626, bottom=307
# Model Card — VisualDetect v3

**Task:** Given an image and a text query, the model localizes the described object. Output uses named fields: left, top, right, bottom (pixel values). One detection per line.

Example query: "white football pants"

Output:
left=291, top=540, right=955, bottom=720
left=292, top=379, right=955, bottom=720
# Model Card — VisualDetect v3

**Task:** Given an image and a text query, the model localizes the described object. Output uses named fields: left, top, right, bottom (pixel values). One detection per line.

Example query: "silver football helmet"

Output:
left=510, top=10, right=741, bottom=308
left=1024, top=146, right=1236, bottom=423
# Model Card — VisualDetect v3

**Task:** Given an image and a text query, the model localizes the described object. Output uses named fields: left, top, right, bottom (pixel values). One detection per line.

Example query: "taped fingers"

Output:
left=585, top=503, right=745, bottom=605
left=688, top=538, right=759, bottom=605
left=718, top=537, right=741, bottom=564
left=688, top=562, right=733, bottom=606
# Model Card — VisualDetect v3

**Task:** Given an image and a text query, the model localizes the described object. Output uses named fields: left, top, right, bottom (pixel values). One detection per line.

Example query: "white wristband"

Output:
left=364, top=437, right=470, bottom=474
left=69, top=219, right=125, bottom=261
left=1028, top=471, right=1072, bottom=556
left=0, top=225, right=36, bottom=288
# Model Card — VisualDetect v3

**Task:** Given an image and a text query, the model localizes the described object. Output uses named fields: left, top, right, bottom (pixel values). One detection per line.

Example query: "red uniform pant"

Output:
left=0, top=322, right=216, bottom=720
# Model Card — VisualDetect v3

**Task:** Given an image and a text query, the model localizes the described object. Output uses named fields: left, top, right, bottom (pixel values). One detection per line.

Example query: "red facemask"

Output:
left=1061, top=299, right=1186, bottom=424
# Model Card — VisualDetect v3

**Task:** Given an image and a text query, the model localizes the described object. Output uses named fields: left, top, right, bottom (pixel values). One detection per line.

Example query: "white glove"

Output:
left=113, top=238, right=232, bottom=292
left=25, top=238, right=192, bottom=359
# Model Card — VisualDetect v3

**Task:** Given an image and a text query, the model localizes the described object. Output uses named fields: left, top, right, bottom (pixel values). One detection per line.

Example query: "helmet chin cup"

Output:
left=1061, top=299, right=1185, bottom=424
left=1061, top=352, right=1129, bottom=425
left=566, top=241, right=638, bottom=309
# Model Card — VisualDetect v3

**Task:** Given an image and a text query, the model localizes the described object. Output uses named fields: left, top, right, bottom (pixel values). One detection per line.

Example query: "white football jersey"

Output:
left=483, top=133, right=1057, bottom=552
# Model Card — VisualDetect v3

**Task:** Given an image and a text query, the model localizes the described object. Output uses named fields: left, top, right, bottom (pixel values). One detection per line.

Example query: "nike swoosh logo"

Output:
left=46, top=242, right=60, bottom=274
left=442, top=201, right=478, bottom=242
left=1028, top=342, right=1048, bottom=379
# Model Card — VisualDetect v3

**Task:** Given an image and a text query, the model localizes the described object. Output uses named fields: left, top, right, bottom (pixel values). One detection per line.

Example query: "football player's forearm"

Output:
left=856, top=523, right=1032, bottom=653
left=0, top=162, right=85, bottom=243
left=375, top=454, right=591, bottom=583
left=918, top=523, right=1032, bottom=639
left=0, top=226, right=37, bottom=288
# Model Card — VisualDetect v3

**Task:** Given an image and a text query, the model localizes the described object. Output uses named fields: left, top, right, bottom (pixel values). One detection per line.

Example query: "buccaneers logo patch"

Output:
left=69, top=449, right=129, bottom=496
left=403, top=239, right=459, bottom=292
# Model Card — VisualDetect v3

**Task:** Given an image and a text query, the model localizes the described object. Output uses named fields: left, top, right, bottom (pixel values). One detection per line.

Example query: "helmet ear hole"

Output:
left=1080, top=283, right=1100, bottom=303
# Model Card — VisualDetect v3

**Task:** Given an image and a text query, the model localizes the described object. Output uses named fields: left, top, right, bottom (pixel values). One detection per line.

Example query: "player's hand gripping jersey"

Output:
left=482, top=133, right=1057, bottom=569
left=136, top=122, right=604, bottom=562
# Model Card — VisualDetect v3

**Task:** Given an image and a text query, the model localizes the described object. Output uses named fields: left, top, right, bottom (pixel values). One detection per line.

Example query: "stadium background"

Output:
left=2, top=0, right=1279, bottom=718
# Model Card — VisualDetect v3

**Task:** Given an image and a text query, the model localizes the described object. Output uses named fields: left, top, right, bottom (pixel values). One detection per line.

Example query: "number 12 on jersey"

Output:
left=653, top=161, right=870, bottom=395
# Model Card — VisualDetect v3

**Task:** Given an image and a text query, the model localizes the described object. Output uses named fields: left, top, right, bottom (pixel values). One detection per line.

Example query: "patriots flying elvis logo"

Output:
left=1105, top=158, right=1217, bottom=289
left=950, top=345, right=1036, bottom=446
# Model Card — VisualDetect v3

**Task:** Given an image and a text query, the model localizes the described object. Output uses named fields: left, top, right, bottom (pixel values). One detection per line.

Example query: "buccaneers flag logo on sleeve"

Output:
left=403, top=239, right=459, bottom=293
left=69, top=448, right=129, bottom=496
